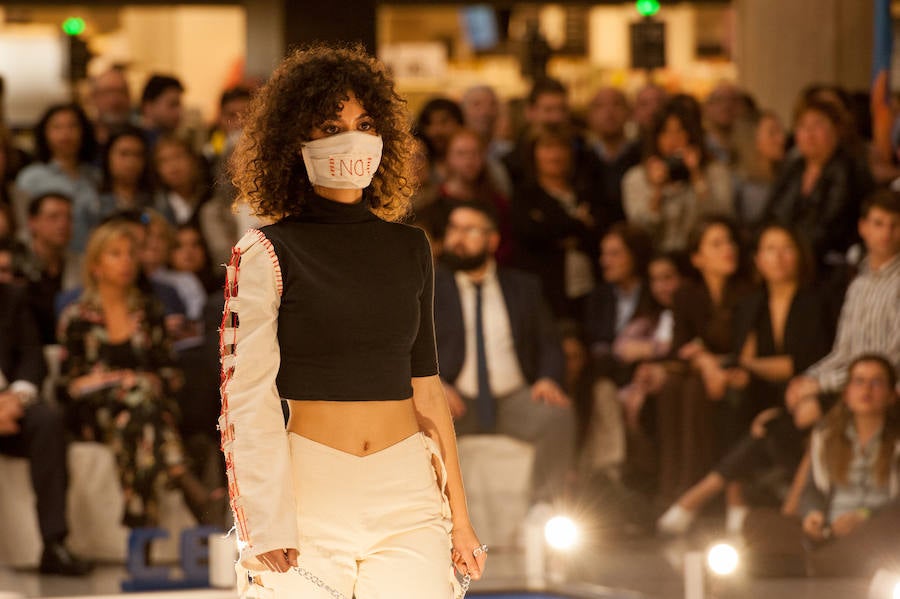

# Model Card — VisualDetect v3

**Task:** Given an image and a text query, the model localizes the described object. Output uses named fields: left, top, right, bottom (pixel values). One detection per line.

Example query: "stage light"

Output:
left=544, top=515, right=578, bottom=551
left=61, top=17, right=86, bottom=36
left=706, top=543, right=739, bottom=576
left=869, top=569, right=900, bottom=599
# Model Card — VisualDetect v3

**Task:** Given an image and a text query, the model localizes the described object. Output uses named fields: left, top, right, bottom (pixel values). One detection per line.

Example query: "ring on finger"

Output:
left=472, top=544, right=488, bottom=558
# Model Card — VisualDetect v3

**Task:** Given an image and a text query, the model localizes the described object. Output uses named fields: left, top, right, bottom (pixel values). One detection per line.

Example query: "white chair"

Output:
left=456, top=435, right=535, bottom=549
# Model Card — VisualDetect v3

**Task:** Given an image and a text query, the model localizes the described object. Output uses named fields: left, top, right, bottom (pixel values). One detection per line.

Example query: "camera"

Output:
left=665, top=155, right=691, bottom=183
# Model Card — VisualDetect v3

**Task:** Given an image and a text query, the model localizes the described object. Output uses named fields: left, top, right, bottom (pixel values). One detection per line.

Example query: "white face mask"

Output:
left=300, top=131, right=383, bottom=189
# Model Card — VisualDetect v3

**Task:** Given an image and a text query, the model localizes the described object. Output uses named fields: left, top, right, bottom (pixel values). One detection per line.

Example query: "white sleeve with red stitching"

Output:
left=219, top=229, right=298, bottom=569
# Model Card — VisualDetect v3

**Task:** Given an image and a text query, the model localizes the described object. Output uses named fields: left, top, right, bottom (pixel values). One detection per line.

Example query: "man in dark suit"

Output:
left=0, top=283, right=90, bottom=575
left=434, top=203, right=575, bottom=503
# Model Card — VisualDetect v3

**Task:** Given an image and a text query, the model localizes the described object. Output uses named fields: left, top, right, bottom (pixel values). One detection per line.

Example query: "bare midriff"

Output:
left=286, top=398, right=420, bottom=456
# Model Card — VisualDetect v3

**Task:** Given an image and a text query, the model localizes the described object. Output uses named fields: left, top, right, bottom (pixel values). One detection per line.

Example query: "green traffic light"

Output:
left=636, top=0, right=661, bottom=17
left=62, top=17, right=86, bottom=36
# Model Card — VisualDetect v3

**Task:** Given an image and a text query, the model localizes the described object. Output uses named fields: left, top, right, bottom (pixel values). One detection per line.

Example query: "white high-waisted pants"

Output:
left=238, top=432, right=460, bottom=598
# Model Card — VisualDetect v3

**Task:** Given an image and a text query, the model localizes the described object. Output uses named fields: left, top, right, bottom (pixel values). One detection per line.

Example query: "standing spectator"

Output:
left=732, top=111, right=787, bottom=233
left=416, top=129, right=513, bottom=264
left=587, top=87, right=642, bottom=224
left=434, top=203, right=574, bottom=504
left=98, top=125, right=155, bottom=216
left=512, top=125, right=600, bottom=320
left=14, top=104, right=100, bottom=253
left=414, top=97, right=464, bottom=184
left=89, top=67, right=134, bottom=146
left=203, top=86, right=251, bottom=185
left=140, top=74, right=184, bottom=148
left=766, top=98, right=874, bottom=281
left=17, top=193, right=81, bottom=345
left=623, top=95, right=733, bottom=251
left=58, top=220, right=215, bottom=526
left=0, top=282, right=92, bottom=575
left=152, top=135, right=210, bottom=226
left=704, top=82, right=743, bottom=164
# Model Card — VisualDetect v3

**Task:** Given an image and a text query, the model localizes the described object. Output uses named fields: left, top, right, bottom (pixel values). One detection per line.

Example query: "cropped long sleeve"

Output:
left=219, top=229, right=298, bottom=569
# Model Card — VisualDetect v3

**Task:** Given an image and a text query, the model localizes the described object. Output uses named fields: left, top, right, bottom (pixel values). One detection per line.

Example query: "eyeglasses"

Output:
left=445, top=223, right=494, bottom=238
left=848, top=376, right=889, bottom=390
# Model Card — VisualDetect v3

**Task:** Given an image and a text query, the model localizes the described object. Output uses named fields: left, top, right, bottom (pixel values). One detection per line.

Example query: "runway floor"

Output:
left=0, top=536, right=871, bottom=599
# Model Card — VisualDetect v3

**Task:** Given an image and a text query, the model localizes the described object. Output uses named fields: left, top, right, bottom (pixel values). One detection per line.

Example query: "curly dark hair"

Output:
left=34, top=103, right=97, bottom=164
left=230, top=43, right=415, bottom=222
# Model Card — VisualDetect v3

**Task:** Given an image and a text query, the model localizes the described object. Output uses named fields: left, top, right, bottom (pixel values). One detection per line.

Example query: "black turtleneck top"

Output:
left=259, top=193, right=438, bottom=401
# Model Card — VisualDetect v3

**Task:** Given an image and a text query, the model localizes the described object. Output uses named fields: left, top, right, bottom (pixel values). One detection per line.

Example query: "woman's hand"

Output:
left=450, top=522, right=487, bottom=581
left=442, top=382, right=467, bottom=420
left=678, top=340, right=705, bottom=361
left=68, top=369, right=127, bottom=397
left=802, top=510, right=826, bottom=541
left=257, top=548, right=299, bottom=573
left=682, top=146, right=702, bottom=177
left=751, top=407, right=781, bottom=439
left=832, top=510, right=867, bottom=538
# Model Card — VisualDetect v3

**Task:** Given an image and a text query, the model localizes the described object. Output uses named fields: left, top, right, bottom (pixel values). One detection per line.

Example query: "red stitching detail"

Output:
left=248, top=229, right=283, bottom=297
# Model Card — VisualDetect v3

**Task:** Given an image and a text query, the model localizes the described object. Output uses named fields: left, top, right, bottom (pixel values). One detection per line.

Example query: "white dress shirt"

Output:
left=454, top=262, right=528, bottom=398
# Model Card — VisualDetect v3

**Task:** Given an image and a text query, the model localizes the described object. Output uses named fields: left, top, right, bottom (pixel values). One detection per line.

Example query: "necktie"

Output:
left=473, top=282, right=496, bottom=431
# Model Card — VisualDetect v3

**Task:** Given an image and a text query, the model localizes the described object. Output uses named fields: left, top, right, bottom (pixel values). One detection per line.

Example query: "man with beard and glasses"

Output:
left=434, top=202, right=575, bottom=504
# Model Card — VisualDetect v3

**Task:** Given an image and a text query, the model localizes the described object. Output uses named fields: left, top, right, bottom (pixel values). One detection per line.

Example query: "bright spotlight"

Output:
left=544, top=515, right=578, bottom=550
left=706, top=543, right=739, bottom=576
left=893, top=582, right=900, bottom=599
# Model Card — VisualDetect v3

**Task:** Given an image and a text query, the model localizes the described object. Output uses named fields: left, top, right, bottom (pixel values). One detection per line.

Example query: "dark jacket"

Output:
left=0, top=283, right=46, bottom=388
left=434, top=265, right=565, bottom=388
left=766, top=148, right=874, bottom=269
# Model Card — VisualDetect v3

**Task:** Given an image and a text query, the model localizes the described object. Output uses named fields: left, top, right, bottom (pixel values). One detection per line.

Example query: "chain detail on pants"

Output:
left=258, top=567, right=471, bottom=599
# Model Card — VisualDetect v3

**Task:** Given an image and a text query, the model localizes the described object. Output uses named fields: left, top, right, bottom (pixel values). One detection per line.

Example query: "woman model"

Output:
left=221, top=44, right=486, bottom=598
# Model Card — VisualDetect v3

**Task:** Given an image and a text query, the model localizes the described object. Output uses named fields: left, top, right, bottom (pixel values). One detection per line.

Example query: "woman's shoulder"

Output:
left=15, top=162, right=54, bottom=187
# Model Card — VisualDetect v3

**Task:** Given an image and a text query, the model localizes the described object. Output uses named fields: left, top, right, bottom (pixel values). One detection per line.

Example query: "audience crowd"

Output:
left=0, top=64, right=898, bottom=579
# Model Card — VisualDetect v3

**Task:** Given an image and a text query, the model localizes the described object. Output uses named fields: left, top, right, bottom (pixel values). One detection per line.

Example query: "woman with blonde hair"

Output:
left=58, top=221, right=215, bottom=526
left=221, top=43, right=485, bottom=597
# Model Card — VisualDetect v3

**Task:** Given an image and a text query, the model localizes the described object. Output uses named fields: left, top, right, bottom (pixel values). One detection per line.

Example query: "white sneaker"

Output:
left=657, top=504, right=695, bottom=535
left=725, top=506, right=749, bottom=535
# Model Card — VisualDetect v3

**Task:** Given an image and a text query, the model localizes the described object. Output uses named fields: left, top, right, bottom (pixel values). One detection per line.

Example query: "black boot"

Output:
left=39, top=541, right=93, bottom=576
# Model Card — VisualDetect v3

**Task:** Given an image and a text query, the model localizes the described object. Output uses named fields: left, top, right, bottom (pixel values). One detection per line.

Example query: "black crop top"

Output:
left=260, top=193, right=439, bottom=401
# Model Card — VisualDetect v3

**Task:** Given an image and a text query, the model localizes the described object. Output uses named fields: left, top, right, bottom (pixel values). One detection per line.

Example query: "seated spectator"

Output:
left=732, top=111, right=786, bottom=234
left=583, top=223, right=656, bottom=385
left=170, top=222, right=222, bottom=295
left=140, top=211, right=206, bottom=323
left=0, top=282, right=91, bottom=575
left=14, top=104, right=100, bottom=253
left=586, top=87, right=642, bottom=224
left=414, top=97, right=464, bottom=185
left=0, top=126, right=23, bottom=209
left=16, top=193, right=81, bottom=345
left=57, top=220, right=215, bottom=526
left=631, top=84, right=668, bottom=143
left=460, top=84, right=514, bottom=191
left=0, top=238, right=15, bottom=283
left=416, top=128, right=513, bottom=264
left=615, top=251, right=686, bottom=434
left=765, top=98, right=874, bottom=283
left=140, top=74, right=184, bottom=148
left=623, top=95, right=733, bottom=251
left=434, top=203, right=574, bottom=504
left=742, top=354, right=900, bottom=578
left=89, top=67, right=135, bottom=146
left=703, top=82, right=743, bottom=164
left=659, top=190, right=898, bottom=534
left=503, top=78, right=601, bottom=198
left=152, top=135, right=211, bottom=226
left=658, top=224, right=832, bottom=535
left=512, top=124, right=601, bottom=320
left=98, top=125, right=155, bottom=216
left=655, top=216, right=749, bottom=501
